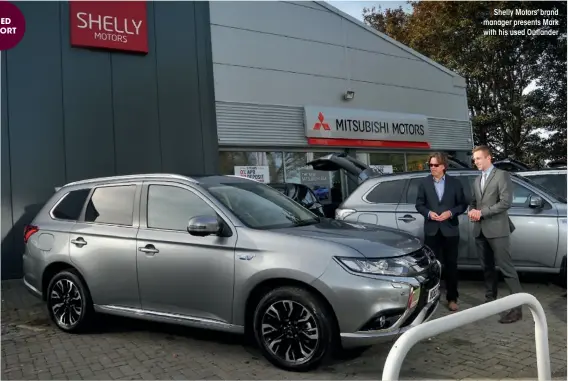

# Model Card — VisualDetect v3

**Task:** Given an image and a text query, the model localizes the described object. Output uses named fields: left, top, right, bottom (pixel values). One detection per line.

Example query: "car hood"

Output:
left=273, top=218, right=422, bottom=258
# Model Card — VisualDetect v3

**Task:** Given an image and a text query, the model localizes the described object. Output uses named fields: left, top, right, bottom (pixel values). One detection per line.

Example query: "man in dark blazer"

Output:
left=415, top=152, right=467, bottom=311
left=468, top=145, right=522, bottom=324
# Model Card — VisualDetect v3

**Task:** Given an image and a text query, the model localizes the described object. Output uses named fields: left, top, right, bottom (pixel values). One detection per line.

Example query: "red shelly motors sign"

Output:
left=69, top=1, right=148, bottom=54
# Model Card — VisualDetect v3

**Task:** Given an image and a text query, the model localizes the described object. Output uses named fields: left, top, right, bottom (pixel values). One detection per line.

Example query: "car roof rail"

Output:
left=61, top=173, right=197, bottom=189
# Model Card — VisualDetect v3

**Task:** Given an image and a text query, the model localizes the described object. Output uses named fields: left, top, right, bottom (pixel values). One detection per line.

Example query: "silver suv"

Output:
left=316, top=155, right=567, bottom=283
left=23, top=174, right=441, bottom=371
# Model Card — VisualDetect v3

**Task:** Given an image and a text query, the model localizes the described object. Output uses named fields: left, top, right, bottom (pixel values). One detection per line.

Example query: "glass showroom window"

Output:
left=369, top=152, right=406, bottom=173
left=283, top=151, right=339, bottom=204
left=219, top=151, right=284, bottom=183
left=406, top=153, right=431, bottom=172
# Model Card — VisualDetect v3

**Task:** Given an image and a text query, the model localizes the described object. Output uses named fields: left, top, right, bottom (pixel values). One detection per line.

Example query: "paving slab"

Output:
left=1, top=276, right=566, bottom=380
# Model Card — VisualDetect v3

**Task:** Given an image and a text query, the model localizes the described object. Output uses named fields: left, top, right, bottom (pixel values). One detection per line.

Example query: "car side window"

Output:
left=404, top=178, right=422, bottom=204
left=147, top=185, right=217, bottom=231
left=51, top=189, right=91, bottom=221
left=84, top=185, right=137, bottom=226
left=511, top=182, right=537, bottom=207
left=527, top=174, right=567, bottom=199
left=366, top=180, right=406, bottom=204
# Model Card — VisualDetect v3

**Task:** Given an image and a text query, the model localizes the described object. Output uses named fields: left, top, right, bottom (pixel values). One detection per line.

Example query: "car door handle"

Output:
left=139, top=245, right=159, bottom=255
left=398, top=215, right=416, bottom=222
left=70, top=237, right=87, bottom=247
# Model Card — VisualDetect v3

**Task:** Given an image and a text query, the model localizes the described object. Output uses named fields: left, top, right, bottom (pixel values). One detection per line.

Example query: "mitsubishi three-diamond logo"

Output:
left=313, top=112, right=330, bottom=130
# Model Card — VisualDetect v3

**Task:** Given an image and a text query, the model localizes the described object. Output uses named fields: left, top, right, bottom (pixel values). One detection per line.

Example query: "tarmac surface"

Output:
left=1, top=274, right=567, bottom=380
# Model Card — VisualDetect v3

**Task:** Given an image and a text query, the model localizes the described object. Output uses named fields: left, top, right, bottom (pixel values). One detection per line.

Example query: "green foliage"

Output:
left=363, top=1, right=566, bottom=166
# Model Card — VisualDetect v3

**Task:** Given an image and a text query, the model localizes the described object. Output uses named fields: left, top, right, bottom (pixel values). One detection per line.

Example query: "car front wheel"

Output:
left=252, top=286, right=335, bottom=372
left=46, top=270, right=93, bottom=333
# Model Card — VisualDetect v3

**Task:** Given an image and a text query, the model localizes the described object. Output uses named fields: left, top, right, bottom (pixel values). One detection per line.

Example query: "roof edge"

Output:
left=316, top=1, right=465, bottom=81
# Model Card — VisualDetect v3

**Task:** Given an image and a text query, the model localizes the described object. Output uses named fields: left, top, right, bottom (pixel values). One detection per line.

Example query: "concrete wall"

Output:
left=1, top=1, right=218, bottom=279
left=210, top=1, right=469, bottom=121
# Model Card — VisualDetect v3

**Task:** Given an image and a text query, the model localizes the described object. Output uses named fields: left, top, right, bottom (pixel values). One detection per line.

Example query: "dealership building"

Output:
left=1, top=1, right=472, bottom=279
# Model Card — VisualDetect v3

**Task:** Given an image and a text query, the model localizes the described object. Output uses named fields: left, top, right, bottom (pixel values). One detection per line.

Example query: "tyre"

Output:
left=252, top=286, right=335, bottom=372
left=46, top=269, right=93, bottom=333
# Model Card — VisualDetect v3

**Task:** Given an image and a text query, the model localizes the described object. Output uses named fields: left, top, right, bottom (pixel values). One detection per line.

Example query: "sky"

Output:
left=326, top=1, right=412, bottom=21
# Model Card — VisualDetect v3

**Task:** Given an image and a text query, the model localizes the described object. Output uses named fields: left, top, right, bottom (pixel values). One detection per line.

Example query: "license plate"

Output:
left=427, top=283, right=440, bottom=303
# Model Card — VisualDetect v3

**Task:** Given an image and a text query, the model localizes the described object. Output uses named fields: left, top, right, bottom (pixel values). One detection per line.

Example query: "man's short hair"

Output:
left=428, top=152, right=449, bottom=172
left=472, top=145, right=492, bottom=157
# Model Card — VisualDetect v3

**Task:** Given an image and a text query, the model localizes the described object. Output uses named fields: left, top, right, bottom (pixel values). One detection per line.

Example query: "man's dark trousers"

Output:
left=415, top=174, right=467, bottom=303
left=425, top=231, right=459, bottom=301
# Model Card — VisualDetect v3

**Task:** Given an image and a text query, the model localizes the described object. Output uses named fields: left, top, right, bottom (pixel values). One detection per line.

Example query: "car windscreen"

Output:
left=203, top=181, right=320, bottom=229
left=521, top=173, right=567, bottom=203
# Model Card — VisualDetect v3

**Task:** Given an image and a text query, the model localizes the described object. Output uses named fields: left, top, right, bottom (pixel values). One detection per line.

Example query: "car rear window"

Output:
left=366, top=179, right=406, bottom=204
left=51, top=189, right=91, bottom=221
left=84, top=185, right=137, bottom=226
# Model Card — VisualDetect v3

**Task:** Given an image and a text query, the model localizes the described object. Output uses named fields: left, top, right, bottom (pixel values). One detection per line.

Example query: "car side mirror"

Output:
left=528, top=195, right=544, bottom=208
left=187, top=215, right=221, bottom=237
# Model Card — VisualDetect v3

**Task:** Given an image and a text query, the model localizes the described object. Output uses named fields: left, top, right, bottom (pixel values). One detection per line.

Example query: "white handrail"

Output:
left=382, top=293, right=551, bottom=381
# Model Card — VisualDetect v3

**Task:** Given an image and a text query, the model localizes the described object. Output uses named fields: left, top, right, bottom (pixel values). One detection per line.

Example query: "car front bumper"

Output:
left=339, top=293, right=440, bottom=347
left=314, top=255, right=442, bottom=348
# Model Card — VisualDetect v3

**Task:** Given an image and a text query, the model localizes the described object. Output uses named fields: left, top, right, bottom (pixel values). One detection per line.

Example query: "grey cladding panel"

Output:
left=154, top=1, right=204, bottom=175
left=195, top=1, right=219, bottom=174
left=60, top=2, right=115, bottom=182
left=216, top=102, right=306, bottom=147
left=112, top=2, right=161, bottom=175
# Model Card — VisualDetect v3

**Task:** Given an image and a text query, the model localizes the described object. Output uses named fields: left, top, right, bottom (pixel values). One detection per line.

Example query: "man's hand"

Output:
left=468, top=209, right=481, bottom=221
left=429, top=211, right=440, bottom=220
left=437, top=211, right=452, bottom=221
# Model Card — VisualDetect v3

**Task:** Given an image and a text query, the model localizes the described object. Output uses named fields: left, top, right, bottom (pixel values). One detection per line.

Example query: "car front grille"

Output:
left=409, top=246, right=432, bottom=268
left=400, top=248, right=441, bottom=328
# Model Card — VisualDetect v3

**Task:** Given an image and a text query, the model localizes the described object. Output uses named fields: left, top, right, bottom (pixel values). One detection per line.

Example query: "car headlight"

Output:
left=335, top=256, right=423, bottom=276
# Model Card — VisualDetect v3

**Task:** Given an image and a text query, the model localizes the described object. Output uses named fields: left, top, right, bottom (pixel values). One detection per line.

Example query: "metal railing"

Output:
left=381, top=293, right=551, bottom=381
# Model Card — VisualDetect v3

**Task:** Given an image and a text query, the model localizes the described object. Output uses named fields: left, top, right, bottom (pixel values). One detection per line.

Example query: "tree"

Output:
left=363, top=1, right=566, bottom=165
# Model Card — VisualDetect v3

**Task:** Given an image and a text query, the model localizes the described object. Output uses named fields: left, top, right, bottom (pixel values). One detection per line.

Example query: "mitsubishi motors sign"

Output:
left=304, top=106, right=431, bottom=149
left=70, top=1, right=148, bottom=54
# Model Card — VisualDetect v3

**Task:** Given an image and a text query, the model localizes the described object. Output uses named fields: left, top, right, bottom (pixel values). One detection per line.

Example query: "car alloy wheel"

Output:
left=261, top=300, right=319, bottom=365
left=47, top=270, right=93, bottom=333
left=50, top=278, right=83, bottom=329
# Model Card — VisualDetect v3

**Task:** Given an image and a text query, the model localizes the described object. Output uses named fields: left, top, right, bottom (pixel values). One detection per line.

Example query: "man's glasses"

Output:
left=429, top=163, right=441, bottom=168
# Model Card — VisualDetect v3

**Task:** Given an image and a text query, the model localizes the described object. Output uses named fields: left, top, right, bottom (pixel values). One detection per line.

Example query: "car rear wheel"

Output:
left=46, top=270, right=93, bottom=333
left=252, top=286, right=334, bottom=372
